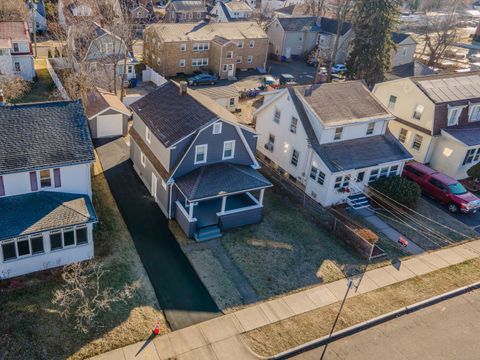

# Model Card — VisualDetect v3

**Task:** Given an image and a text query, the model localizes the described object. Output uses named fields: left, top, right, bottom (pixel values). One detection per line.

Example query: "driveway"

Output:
left=422, top=195, right=480, bottom=234
left=267, top=60, right=316, bottom=85
left=293, top=289, right=480, bottom=359
left=95, top=137, right=220, bottom=330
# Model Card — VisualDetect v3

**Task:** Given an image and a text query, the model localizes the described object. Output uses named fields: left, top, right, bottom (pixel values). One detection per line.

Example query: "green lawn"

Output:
left=0, top=163, right=168, bottom=360
left=220, top=190, right=402, bottom=300
left=14, top=59, right=57, bottom=104
left=376, top=197, right=479, bottom=251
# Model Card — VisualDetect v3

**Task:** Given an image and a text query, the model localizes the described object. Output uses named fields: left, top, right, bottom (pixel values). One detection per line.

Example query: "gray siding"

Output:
left=173, top=121, right=254, bottom=177
left=175, top=201, right=197, bottom=237
left=87, top=34, right=126, bottom=62
left=132, top=112, right=171, bottom=171
left=219, top=206, right=263, bottom=230
left=131, top=139, right=170, bottom=216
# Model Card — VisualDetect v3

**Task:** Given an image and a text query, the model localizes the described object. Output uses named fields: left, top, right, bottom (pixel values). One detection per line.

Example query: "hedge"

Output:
left=369, top=176, right=421, bottom=208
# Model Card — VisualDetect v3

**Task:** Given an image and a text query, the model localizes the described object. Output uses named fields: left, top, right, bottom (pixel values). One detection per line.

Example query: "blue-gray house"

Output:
left=129, top=81, right=272, bottom=241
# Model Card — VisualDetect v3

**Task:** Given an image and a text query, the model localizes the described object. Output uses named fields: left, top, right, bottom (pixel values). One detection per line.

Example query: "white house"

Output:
left=0, top=22, right=35, bottom=81
left=0, top=100, right=97, bottom=279
left=373, top=72, right=480, bottom=179
left=254, top=82, right=412, bottom=207
left=210, top=0, right=254, bottom=22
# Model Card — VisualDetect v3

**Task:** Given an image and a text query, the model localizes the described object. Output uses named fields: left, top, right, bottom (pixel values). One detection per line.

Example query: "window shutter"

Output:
left=54, top=168, right=61, bottom=188
left=30, top=171, right=38, bottom=191
left=0, top=176, right=4, bottom=196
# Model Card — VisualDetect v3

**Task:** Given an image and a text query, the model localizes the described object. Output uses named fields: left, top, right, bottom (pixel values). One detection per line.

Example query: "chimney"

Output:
left=179, top=81, right=187, bottom=96
left=0, top=89, right=4, bottom=106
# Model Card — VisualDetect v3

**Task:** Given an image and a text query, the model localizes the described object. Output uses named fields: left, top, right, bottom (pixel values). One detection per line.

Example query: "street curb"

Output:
left=270, top=281, right=480, bottom=359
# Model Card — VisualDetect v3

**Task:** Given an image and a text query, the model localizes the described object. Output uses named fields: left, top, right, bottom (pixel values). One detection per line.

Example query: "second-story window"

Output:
left=247, top=55, right=253, bottom=63
left=39, top=169, right=52, bottom=188
left=388, top=95, right=397, bottom=110
left=412, top=134, right=423, bottom=150
left=366, top=122, right=375, bottom=135
left=291, top=149, right=299, bottom=167
left=447, top=106, right=463, bottom=126
left=195, top=144, right=208, bottom=164
left=399, top=128, right=408, bottom=143
left=237, top=41, right=244, bottom=48
left=180, top=43, right=187, bottom=52
left=213, top=122, right=222, bottom=134
left=290, top=117, right=298, bottom=134
left=469, top=104, right=480, bottom=122
left=273, top=109, right=281, bottom=123
left=226, top=51, right=233, bottom=59
left=145, top=127, right=151, bottom=144
left=334, top=127, right=343, bottom=140
left=249, top=40, right=255, bottom=48
left=265, top=133, right=275, bottom=151
left=193, top=43, right=209, bottom=51
left=223, top=140, right=235, bottom=160
left=412, top=104, right=424, bottom=120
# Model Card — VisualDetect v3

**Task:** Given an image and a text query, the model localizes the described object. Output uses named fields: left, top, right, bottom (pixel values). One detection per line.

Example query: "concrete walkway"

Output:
left=90, top=239, right=480, bottom=360
left=354, top=208, right=424, bottom=255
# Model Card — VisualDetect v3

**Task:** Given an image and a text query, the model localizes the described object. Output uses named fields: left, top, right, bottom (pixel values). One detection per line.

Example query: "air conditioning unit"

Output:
left=264, top=143, right=274, bottom=151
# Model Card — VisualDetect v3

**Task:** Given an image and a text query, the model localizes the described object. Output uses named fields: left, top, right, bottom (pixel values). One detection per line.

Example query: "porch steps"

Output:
left=195, top=226, right=222, bottom=242
left=347, top=193, right=370, bottom=210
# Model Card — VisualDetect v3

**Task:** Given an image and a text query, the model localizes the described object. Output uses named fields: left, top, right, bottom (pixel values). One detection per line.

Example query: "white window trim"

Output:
left=447, top=104, right=465, bottom=126
left=468, top=102, right=480, bottom=122
left=334, top=127, right=343, bottom=141
left=222, top=140, right=235, bottom=160
left=194, top=144, right=208, bottom=164
left=412, top=104, right=424, bottom=120
left=50, top=225, right=89, bottom=252
left=38, top=168, right=53, bottom=189
left=213, top=122, right=222, bottom=134
left=249, top=40, right=254, bottom=48
left=140, top=152, right=146, bottom=167
left=247, top=55, right=253, bottom=63
left=145, top=127, right=151, bottom=144
left=179, top=59, right=186, bottom=67
left=180, top=43, right=187, bottom=52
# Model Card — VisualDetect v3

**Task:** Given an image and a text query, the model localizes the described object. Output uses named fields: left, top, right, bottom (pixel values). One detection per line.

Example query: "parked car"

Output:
left=402, top=161, right=480, bottom=213
left=279, top=74, right=297, bottom=86
left=187, top=73, right=218, bottom=86
left=262, top=75, right=279, bottom=88
left=331, top=64, right=347, bottom=74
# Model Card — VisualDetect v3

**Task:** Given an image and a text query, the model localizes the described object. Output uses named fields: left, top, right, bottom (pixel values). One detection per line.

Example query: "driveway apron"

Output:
left=95, top=137, right=220, bottom=330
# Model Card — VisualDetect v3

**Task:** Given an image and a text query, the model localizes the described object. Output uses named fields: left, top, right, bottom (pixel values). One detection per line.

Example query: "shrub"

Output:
left=369, top=176, right=421, bottom=208
left=467, top=162, right=480, bottom=181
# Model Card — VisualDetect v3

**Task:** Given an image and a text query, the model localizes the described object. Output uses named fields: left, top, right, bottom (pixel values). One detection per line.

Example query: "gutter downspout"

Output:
left=168, top=183, right=173, bottom=219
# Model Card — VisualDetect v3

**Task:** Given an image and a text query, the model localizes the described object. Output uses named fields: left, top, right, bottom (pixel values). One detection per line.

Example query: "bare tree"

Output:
left=305, top=0, right=327, bottom=17
left=418, top=0, right=461, bottom=67
left=52, top=261, right=138, bottom=333
left=0, top=75, right=30, bottom=103
left=0, top=0, right=28, bottom=22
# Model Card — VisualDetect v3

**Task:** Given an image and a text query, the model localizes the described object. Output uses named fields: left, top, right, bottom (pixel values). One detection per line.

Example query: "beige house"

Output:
left=373, top=72, right=480, bottom=179
left=143, top=21, right=268, bottom=79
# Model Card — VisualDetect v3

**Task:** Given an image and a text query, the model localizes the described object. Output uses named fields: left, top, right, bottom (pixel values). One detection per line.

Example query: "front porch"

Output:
left=175, top=190, right=266, bottom=241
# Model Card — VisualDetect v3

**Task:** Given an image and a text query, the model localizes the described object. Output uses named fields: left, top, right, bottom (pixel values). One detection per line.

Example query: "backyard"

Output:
left=376, top=197, right=479, bottom=251
left=179, top=189, right=411, bottom=312
left=0, top=160, right=168, bottom=360
left=13, top=59, right=59, bottom=104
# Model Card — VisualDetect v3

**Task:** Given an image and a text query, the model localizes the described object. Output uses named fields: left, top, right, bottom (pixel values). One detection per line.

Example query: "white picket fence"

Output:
left=46, top=58, right=70, bottom=101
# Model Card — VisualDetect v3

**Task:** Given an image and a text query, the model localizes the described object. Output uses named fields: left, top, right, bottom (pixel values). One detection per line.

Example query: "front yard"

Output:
left=0, top=160, right=168, bottom=360
left=376, top=197, right=479, bottom=251
left=178, top=189, right=411, bottom=311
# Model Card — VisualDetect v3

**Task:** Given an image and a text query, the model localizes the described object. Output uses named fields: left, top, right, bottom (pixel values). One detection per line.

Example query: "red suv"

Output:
left=402, top=161, right=480, bottom=213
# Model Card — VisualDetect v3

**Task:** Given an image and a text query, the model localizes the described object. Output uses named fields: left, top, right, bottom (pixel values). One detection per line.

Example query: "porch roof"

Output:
left=0, top=191, right=97, bottom=241
left=175, top=163, right=271, bottom=201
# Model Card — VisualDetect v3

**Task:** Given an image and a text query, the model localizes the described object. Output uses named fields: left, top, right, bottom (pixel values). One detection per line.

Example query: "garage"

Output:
left=97, top=114, right=124, bottom=138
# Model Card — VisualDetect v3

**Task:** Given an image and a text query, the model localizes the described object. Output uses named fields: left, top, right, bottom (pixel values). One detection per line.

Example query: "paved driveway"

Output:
left=267, top=60, right=316, bottom=85
left=422, top=196, right=480, bottom=234
left=95, top=137, right=220, bottom=330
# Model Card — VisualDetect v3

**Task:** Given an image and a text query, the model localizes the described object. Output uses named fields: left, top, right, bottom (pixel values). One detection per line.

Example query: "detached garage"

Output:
left=85, top=88, right=131, bottom=138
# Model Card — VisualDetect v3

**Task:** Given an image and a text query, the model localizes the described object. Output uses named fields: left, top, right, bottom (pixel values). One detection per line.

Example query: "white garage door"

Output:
left=97, top=114, right=123, bottom=138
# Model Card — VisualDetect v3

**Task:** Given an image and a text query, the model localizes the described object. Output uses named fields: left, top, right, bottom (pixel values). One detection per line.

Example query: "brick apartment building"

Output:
left=143, top=21, right=268, bottom=79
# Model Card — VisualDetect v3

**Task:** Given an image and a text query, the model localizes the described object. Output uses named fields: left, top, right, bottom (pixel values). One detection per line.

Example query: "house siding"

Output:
left=89, top=108, right=129, bottom=138
left=219, top=206, right=263, bottom=229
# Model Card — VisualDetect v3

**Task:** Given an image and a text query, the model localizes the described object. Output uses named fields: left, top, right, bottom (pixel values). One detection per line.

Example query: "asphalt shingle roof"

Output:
left=443, top=124, right=480, bottom=146
left=171, top=0, right=207, bottom=12
left=0, top=191, right=97, bottom=240
left=277, top=17, right=351, bottom=35
left=130, top=82, right=219, bottom=147
left=175, top=163, right=271, bottom=201
left=414, top=73, right=480, bottom=103
left=0, top=21, right=31, bottom=42
left=0, top=101, right=95, bottom=175
left=317, top=133, right=413, bottom=172
left=391, top=31, right=410, bottom=44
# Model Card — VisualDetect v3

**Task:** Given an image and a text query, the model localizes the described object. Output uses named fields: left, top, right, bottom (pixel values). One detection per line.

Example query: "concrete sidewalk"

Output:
left=90, top=239, right=480, bottom=360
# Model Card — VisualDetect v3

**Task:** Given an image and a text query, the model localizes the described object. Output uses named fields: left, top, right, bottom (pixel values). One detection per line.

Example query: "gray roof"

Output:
left=0, top=191, right=97, bottom=240
left=175, top=163, right=271, bottom=201
left=130, top=82, right=219, bottom=147
left=389, top=61, right=435, bottom=79
left=294, top=82, right=391, bottom=126
left=391, top=31, right=410, bottom=44
left=414, top=73, right=480, bottom=103
left=317, top=133, right=413, bottom=172
left=277, top=16, right=351, bottom=35
left=443, top=124, right=480, bottom=146
left=0, top=101, right=95, bottom=175
left=197, top=84, right=239, bottom=99
left=171, top=0, right=207, bottom=12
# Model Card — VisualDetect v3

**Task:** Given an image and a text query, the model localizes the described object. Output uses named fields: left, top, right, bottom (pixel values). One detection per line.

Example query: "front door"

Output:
left=151, top=173, right=157, bottom=201
left=227, top=64, right=234, bottom=78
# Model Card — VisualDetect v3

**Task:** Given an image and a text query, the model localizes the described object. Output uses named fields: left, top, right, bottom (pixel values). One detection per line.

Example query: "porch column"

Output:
left=259, top=189, right=265, bottom=205
left=221, top=196, right=227, bottom=213
left=188, top=201, right=194, bottom=220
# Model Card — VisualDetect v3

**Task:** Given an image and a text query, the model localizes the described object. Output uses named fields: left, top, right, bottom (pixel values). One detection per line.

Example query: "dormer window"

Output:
left=366, top=122, right=375, bottom=135
left=447, top=105, right=463, bottom=126
left=412, top=104, right=424, bottom=120
left=213, top=122, right=222, bottom=134
left=469, top=103, right=480, bottom=122
left=388, top=95, right=397, bottom=110
left=39, top=169, right=52, bottom=188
